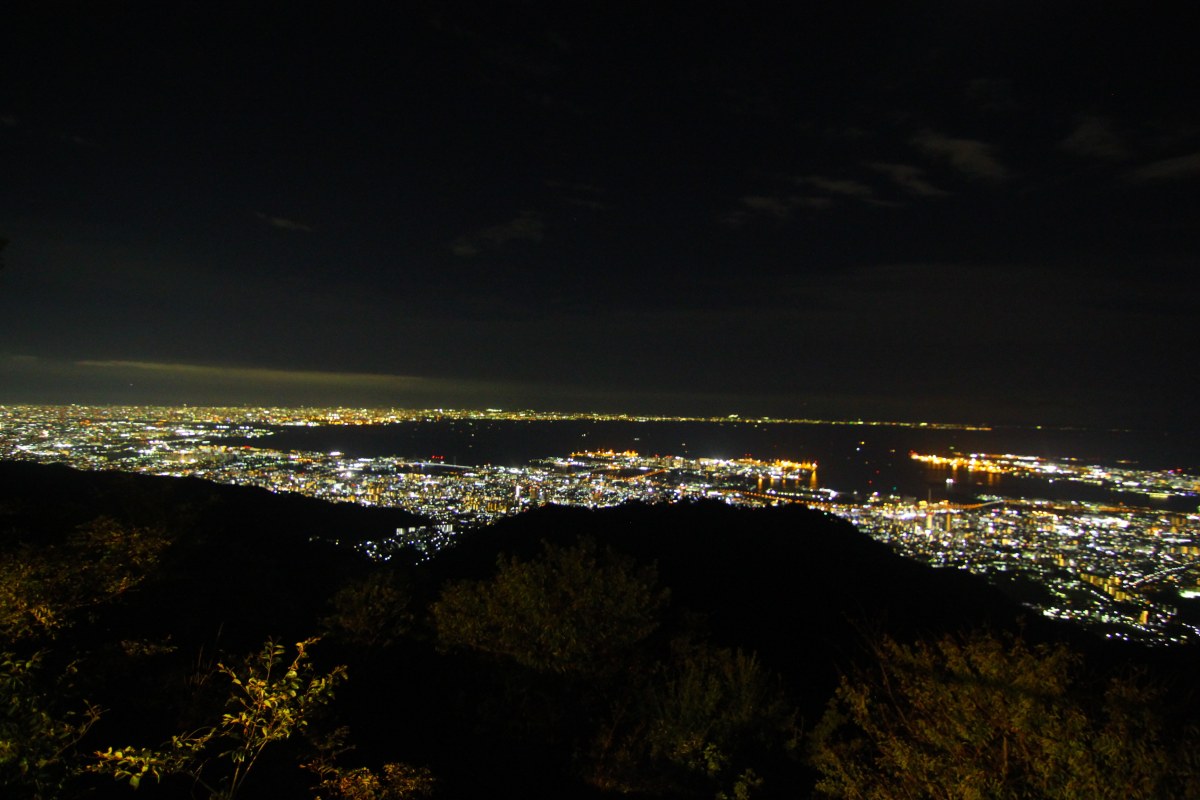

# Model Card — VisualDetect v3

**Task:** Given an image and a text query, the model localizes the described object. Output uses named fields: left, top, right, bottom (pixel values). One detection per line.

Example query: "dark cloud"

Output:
left=58, top=133, right=98, bottom=147
left=1127, top=151, right=1200, bottom=182
left=797, top=176, right=876, bottom=200
left=1060, top=116, right=1128, bottom=160
left=911, top=130, right=1008, bottom=181
left=867, top=162, right=950, bottom=197
left=449, top=241, right=483, bottom=258
left=255, top=212, right=314, bottom=232
left=545, top=180, right=609, bottom=211
left=720, top=193, right=832, bottom=226
left=0, top=357, right=551, bottom=409
left=964, top=78, right=1017, bottom=114
left=738, top=195, right=793, bottom=218
left=451, top=211, right=545, bottom=257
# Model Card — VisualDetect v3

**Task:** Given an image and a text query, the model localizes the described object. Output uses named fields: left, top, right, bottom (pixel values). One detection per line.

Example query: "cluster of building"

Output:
left=910, top=451, right=1198, bottom=500
left=843, top=495, right=1200, bottom=644
left=1, top=405, right=1197, bottom=645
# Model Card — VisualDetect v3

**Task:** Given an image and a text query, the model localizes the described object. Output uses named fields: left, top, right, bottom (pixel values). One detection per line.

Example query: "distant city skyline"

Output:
left=4, top=402, right=1196, bottom=644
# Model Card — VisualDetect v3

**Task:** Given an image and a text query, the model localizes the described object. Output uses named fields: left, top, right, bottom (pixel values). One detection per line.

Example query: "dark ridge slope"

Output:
left=5, top=461, right=1195, bottom=800
left=0, top=459, right=424, bottom=646
left=423, top=501, right=1087, bottom=721
left=0, top=459, right=427, bottom=543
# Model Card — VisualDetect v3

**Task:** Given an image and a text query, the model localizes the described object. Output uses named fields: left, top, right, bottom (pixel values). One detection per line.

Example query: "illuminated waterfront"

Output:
left=2, top=404, right=1197, bottom=644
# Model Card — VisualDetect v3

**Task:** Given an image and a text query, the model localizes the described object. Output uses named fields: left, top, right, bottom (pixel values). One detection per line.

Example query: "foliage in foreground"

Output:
left=0, top=651, right=101, bottom=800
left=300, top=724, right=436, bottom=800
left=321, top=569, right=415, bottom=650
left=0, top=517, right=171, bottom=642
left=6, top=472, right=1200, bottom=800
left=307, top=758, right=436, bottom=800
left=593, top=641, right=799, bottom=799
left=810, top=630, right=1200, bottom=799
left=433, top=536, right=799, bottom=798
left=432, top=537, right=669, bottom=676
left=91, top=638, right=346, bottom=799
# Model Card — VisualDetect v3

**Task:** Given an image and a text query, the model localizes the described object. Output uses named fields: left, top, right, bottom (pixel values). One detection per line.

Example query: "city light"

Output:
left=2, top=404, right=1197, bottom=645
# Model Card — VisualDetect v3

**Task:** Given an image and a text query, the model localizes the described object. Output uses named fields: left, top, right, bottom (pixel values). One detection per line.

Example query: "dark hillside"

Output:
left=424, top=502, right=1080, bottom=722
left=3, top=461, right=1197, bottom=799
left=0, top=460, right=425, bottom=648
left=0, top=459, right=427, bottom=545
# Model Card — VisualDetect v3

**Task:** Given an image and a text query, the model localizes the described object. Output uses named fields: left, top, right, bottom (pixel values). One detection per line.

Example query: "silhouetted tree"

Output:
left=0, top=651, right=101, bottom=800
left=0, top=517, right=171, bottom=643
left=321, top=569, right=414, bottom=650
left=432, top=537, right=668, bottom=677
left=591, top=639, right=799, bottom=799
left=810, top=630, right=1200, bottom=799
left=92, top=639, right=346, bottom=799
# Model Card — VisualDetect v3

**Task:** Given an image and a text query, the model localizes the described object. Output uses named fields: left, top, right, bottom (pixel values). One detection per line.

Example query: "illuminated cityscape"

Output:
left=2, top=404, right=1198, bottom=645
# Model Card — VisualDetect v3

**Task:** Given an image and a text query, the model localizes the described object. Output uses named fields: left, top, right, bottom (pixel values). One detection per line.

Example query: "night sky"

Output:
left=3, top=3, right=1198, bottom=432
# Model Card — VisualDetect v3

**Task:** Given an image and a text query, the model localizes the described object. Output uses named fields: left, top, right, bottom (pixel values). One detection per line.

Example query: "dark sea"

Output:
left=223, top=420, right=1199, bottom=511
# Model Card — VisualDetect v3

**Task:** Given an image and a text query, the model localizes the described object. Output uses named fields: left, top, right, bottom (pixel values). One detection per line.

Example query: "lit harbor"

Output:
left=2, top=404, right=1197, bottom=645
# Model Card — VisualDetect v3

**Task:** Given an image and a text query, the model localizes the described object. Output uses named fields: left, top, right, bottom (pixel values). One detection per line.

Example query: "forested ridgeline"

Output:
left=2, top=460, right=1198, bottom=799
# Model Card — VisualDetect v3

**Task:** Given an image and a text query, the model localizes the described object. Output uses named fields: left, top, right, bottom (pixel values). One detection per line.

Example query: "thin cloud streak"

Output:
left=1127, top=151, right=1200, bottom=181
left=867, top=162, right=950, bottom=197
left=911, top=130, right=1008, bottom=181
left=797, top=176, right=876, bottom=199
left=76, top=360, right=436, bottom=388
left=451, top=211, right=545, bottom=257
left=255, top=212, right=314, bottom=232
left=1060, top=115, right=1128, bottom=160
left=719, top=194, right=831, bottom=227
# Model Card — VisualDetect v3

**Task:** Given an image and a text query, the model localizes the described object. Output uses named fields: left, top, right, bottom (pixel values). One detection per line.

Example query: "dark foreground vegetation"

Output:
left=2, top=460, right=1198, bottom=799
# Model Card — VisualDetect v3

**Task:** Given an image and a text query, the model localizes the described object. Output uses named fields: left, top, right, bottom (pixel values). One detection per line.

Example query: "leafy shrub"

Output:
left=0, top=517, right=170, bottom=643
left=810, top=630, right=1200, bottom=799
left=592, top=641, right=797, bottom=798
left=322, top=570, right=414, bottom=650
left=92, top=638, right=346, bottom=799
left=432, top=537, right=668, bottom=676
left=0, top=650, right=101, bottom=799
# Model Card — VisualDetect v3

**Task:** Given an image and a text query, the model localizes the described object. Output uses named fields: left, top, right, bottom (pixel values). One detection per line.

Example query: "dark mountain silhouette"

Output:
left=0, top=459, right=427, bottom=544
left=0, top=460, right=425, bottom=647
left=2, top=460, right=1196, bottom=799
left=428, top=500, right=1059, bottom=684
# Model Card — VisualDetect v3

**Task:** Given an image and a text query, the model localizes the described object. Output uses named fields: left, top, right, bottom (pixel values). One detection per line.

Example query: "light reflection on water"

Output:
left=215, top=420, right=1197, bottom=510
